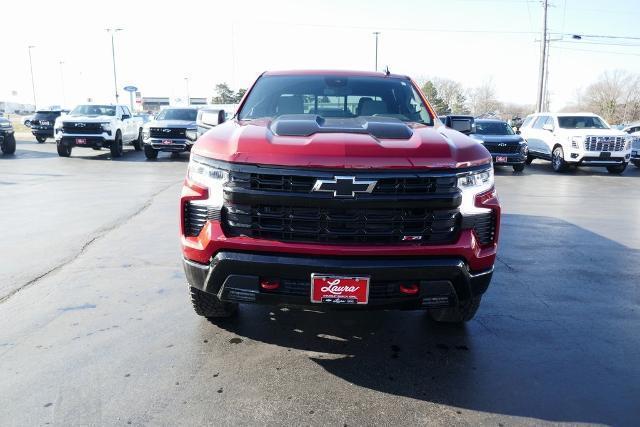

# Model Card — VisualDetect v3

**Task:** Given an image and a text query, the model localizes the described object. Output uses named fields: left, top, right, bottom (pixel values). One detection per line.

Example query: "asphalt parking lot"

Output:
left=1, top=137, right=640, bottom=426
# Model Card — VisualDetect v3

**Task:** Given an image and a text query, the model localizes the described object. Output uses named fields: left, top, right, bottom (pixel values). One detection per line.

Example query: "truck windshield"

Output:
left=558, top=116, right=609, bottom=129
left=70, top=105, right=116, bottom=116
left=34, top=111, right=60, bottom=120
left=474, top=121, right=515, bottom=135
left=238, top=75, right=433, bottom=125
left=156, top=109, right=198, bottom=121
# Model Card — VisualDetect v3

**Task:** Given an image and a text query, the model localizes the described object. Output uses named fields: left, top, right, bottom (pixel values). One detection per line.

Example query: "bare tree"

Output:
left=467, top=78, right=500, bottom=116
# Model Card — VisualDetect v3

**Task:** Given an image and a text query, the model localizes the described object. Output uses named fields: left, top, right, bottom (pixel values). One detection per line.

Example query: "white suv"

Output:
left=520, top=112, right=632, bottom=174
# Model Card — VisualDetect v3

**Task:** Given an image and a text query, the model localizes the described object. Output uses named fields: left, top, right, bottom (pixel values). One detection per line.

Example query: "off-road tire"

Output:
left=427, top=296, right=482, bottom=323
left=56, top=140, right=71, bottom=157
left=35, top=136, right=47, bottom=144
left=513, top=163, right=525, bottom=172
left=551, top=146, right=568, bottom=172
left=110, top=132, right=124, bottom=158
left=607, top=163, right=627, bottom=174
left=1, top=134, right=16, bottom=155
left=144, top=144, right=158, bottom=160
left=133, top=129, right=144, bottom=151
left=190, top=286, right=238, bottom=319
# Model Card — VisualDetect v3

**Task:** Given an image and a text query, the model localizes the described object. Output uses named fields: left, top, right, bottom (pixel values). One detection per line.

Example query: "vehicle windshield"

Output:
left=70, top=105, right=116, bottom=116
left=238, top=75, right=433, bottom=125
left=474, top=121, right=515, bottom=135
left=155, top=109, right=198, bottom=121
left=558, top=116, right=609, bottom=129
left=33, top=111, right=60, bottom=120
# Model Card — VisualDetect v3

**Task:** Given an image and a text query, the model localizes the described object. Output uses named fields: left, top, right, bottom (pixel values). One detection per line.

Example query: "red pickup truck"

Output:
left=180, top=70, right=500, bottom=323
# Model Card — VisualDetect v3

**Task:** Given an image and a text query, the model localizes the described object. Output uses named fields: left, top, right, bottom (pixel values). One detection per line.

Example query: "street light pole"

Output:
left=373, top=32, right=380, bottom=72
left=59, top=61, right=66, bottom=107
left=536, top=0, right=548, bottom=113
left=106, top=28, right=123, bottom=104
left=27, top=45, right=37, bottom=109
left=185, top=77, right=190, bottom=106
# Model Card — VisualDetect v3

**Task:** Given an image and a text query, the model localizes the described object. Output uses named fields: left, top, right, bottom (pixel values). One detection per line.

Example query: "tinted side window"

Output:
left=521, top=116, right=534, bottom=128
left=122, top=106, right=131, bottom=116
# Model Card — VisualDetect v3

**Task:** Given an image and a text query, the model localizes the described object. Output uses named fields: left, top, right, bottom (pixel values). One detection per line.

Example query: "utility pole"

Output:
left=536, top=0, right=549, bottom=113
left=59, top=61, right=66, bottom=108
left=184, top=77, right=190, bottom=106
left=106, top=28, right=123, bottom=104
left=373, top=31, right=380, bottom=72
left=27, top=45, right=37, bottom=109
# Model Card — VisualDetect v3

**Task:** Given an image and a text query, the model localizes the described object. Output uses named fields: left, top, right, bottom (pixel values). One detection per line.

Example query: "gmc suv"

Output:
left=180, top=70, right=501, bottom=323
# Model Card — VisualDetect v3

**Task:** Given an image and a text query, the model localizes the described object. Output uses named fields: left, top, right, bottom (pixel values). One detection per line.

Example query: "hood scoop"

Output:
left=270, top=114, right=413, bottom=140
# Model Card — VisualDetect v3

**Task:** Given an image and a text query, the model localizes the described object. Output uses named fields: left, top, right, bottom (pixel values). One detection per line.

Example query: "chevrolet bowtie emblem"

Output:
left=312, top=176, right=377, bottom=198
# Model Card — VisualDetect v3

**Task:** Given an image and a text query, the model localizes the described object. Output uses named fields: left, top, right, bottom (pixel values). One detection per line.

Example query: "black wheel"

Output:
left=513, top=163, right=525, bottom=172
left=56, top=140, right=71, bottom=157
left=607, top=163, right=627, bottom=174
left=35, top=136, right=47, bottom=144
left=525, top=154, right=534, bottom=165
left=110, top=131, right=123, bottom=158
left=133, top=129, right=144, bottom=151
left=1, top=134, right=16, bottom=155
left=551, top=146, right=567, bottom=172
left=144, top=144, right=158, bottom=160
left=190, top=287, right=238, bottom=319
left=428, top=296, right=482, bottom=323
left=632, top=160, right=640, bottom=168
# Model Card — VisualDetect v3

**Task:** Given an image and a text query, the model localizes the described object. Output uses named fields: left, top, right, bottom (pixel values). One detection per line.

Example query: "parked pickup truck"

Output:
left=54, top=104, right=144, bottom=158
left=0, top=117, right=16, bottom=155
left=180, top=70, right=500, bottom=323
left=520, top=112, right=632, bottom=173
left=142, top=106, right=200, bottom=159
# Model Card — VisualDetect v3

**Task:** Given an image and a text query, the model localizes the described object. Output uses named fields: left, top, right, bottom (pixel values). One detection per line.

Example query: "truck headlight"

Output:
left=625, top=136, right=633, bottom=150
left=142, top=129, right=150, bottom=140
left=458, top=167, right=494, bottom=214
left=187, top=155, right=228, bottom=207
left=571, top=136, right=583, bottom=149
left=186, top=129, right=198, bottom=141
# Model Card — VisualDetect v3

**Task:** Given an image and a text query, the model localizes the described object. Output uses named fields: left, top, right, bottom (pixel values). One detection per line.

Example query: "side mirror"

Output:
left=198, top=109, right=226, bottom=128
left=451, top=118, right=473, bottom=135
left=121, top=114, right=131, bottom=120
left=516, top=130, right=521, bottom=135
left=542, top=123, right=554, bottom=132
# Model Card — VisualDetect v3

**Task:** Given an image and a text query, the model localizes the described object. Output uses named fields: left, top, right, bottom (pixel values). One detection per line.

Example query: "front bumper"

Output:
left=59, top=135, right=110, bottom=148
left=145, top=138, right=193, bottom=152
left=566, top=150, right=630, bottom=166
left=183, top=252, right=493, bottom=309
left=31, top=127, right=54, bottom=137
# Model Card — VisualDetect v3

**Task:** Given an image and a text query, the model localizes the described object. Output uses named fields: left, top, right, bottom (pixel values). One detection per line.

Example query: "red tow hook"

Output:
left=399, top=283, right=419, bottom=295
left=260, top=278, right=280, bottom=291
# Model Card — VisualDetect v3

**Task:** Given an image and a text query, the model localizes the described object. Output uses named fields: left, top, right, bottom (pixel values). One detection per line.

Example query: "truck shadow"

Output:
left=71, top=150, right=190, bottom=163
left=212, top=214, right=640, bottom=425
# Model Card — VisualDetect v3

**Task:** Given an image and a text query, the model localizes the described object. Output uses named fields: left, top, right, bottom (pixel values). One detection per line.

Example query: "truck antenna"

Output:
left=384, top=66, right=390, bottom=76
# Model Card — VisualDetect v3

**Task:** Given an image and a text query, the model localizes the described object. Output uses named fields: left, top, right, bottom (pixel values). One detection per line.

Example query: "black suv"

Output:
left=471, top=119, right=528, bottom=172
left=30, top=110, right=67, bottom=143
left=0, top=117, right=16, bottom=154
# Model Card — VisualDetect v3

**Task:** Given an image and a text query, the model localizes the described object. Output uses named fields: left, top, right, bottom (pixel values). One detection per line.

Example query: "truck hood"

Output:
left=192, top=118, right=491, bottom=170
left=145, top=120, right=197, bottom=129
left=62, top=115, right=114, bottom=123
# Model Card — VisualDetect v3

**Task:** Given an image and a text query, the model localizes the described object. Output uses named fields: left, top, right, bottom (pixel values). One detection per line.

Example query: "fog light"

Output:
left=571, top=153, right=579, bottom=159
left=260, top=278, right=280, bottom=291
left=399, top=283, right=419, bottom=295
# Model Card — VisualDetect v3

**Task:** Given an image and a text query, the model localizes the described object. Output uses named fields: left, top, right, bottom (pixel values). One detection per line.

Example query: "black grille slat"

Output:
left=482, top=143, right=521, bottom=154
left=472, top=212, right=496, bottom=245
left=184, top=203, right=221, bottom=237
left=150, top=127, right=186, bottom=139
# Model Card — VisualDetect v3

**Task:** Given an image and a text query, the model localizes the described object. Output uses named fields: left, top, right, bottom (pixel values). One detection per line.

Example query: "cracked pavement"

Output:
left=1, top=138, right=640, bottom=426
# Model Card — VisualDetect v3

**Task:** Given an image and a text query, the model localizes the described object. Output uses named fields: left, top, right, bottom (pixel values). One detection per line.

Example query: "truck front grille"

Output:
left=62, top=122, right=103, bottom=134
left=482, top=143, right=521, bottom=154
left=224, top=205, right=460, bottom=244
left=584, top=136, right=626, bottom=152
left=150, top=127, right=186, bottom=139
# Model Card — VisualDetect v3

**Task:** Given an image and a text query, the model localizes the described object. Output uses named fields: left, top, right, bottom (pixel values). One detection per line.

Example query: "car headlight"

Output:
left=457, top=167, right=494, bottom=214
left=571, top=136, right=583, bottom=149
left=186, top=129, right=198, bottom=141
left=625, top=136, right=633, bottom=150
left=142, top=129, right=150, bottom=140
left=520, top=141, right=529, bottom=156
left=187, top=155, right=228, bottom=207
left=101, top=123, right=112, bottom=132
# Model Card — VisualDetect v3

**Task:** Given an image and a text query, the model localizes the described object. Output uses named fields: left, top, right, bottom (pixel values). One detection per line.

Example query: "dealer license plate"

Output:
left=162, top=140, right=173, bottom=145
left=75, top=138, right=87, bottom=145
left=311, top=274, right=369, bottom=305
left=496, top=156, right=508, bottom=163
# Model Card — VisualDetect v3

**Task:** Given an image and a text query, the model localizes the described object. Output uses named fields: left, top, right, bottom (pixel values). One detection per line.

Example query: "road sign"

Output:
left=123, top=86, right=138, bottom=92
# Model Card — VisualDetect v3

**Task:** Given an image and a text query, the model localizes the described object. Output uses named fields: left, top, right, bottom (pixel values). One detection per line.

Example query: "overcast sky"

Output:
left=1, top=0, right=639, bottom=111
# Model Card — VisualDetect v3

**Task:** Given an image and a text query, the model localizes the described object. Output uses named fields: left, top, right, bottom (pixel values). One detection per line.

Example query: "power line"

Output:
left=554, top=46, right=640, bottom=57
